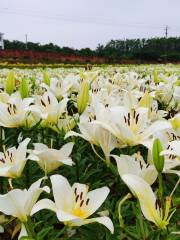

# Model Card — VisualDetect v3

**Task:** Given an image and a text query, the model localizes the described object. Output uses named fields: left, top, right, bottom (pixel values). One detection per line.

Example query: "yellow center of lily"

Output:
left=72, top=207, right=88, bottom=218
left=72, top=187, right=90, bottom=219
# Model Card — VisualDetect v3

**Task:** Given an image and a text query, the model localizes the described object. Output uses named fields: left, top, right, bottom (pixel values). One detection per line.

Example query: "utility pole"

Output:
left=0, top=33, right=4, bottom=50
left=25, top=34, right=28, bottom=50
left=164, top=25, right=169, bottom=63
left=165, top=25, right=169, bottom=38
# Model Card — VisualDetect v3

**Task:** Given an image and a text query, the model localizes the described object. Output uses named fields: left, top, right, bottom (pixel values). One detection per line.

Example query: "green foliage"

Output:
left=3, top=37, right=180, bottom=62
left=0, top=125, right=179, bottom=239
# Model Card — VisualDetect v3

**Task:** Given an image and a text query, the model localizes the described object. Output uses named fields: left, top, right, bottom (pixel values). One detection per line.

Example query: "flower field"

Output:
left=0, top=64, right=179, bottom=240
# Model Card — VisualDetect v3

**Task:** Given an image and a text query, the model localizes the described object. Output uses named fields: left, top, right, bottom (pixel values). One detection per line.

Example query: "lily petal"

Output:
left=50, top=175, right=74, bottom=210
left=31, top=199, right=57, bottom=216
left=122, top=174, right=162, bottom=226
left=83, top=216, right=114, bottom=234
left=85, top=187, right=110, bottom=217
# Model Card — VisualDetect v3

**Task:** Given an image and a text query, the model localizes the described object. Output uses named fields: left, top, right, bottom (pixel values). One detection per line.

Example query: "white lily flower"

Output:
left=92, top=106, right=171, bottom=147
left=57, top=115, right=77, bottom=133
left=31, top=174, right=114, bottom=233
left=0, top=92, right=34, bottom=128
left=112, top=153, right=158, bottom=185
left=144, top=142, right=180, bottom=176
left=0, top=178, right=50, bottom=239
left=155, top=82, right=174, bottom=106
left=42, top=77, right=73, bottom=99
left=0, top=138, right=30, bottom=178
left=170, top=113, right=180, bottom=136
left=122, top=174, right=175, bottom=229
left=160, top=140, right=180, bottom=176
left=30, top=91, right=67, bottom=126
left=65, top=121, right=117, bottom=163
left=174, top=86, right=180, bottom=103
left=161, top=140, right=180, bottom=159
left=0, top=178, right=49, bottom=222
left=28, top=142, right=74, bottom=173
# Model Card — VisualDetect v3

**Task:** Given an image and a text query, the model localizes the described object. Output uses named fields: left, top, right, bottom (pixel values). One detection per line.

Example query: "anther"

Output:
left=146, top=164, right=150, bottom=168
left=80, top=192, right=83, bottom=200
left=139, top=161, right=143, bottom=170
left=133, top=110, right=136, bottom=118
left=41, top=100, right=46, bottom=107
left=47, top=96, right=51, bottom=104
left=80, top=200, right=84, bottom=207
left=13, top=104, right=16, bottom=113
left=75, top=195, right=79, bottom=202
left=86, top=198, right=90, bottom=205
left=0, top=158, right=5, bottom=163
left=7, top=107, right=11, bottom=115
left=135, top=114, right=139, bottom=124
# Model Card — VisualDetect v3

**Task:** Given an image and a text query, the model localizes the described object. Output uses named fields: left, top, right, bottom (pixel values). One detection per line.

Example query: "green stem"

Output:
left=118, top=193, right=132, bottom=228
left=170, top=178, right=180, bottom=197
left=158, top=172, right=164, bottom=207
left=24, top=220, right=35, bottom=238
left=137, top=202, right=147, bottom=240
left=91, top=144, right=105, bottom=163
left=109, top=163, right=118, bottom=176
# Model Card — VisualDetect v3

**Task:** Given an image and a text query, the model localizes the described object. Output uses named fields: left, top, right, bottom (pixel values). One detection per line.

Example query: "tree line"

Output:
left=4, top=37, right=180, bottom=62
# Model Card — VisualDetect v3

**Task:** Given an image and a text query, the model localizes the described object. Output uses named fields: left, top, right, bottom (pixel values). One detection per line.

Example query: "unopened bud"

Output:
left=153, top=138, right=165, bottom=172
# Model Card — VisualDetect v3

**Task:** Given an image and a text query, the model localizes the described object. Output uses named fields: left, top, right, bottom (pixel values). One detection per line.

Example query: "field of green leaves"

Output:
left=0, top=64, right=179, bottom=240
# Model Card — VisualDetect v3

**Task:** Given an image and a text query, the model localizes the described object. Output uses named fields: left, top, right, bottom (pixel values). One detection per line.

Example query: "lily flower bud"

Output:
left=77, top=81, right=90, bottom=114
left=20, top=78, right=29, bottom=99
left=153, top=138, right=165, bottom=173
left=43, top=70, right=50, bottom=86
left=5, top=71, right=15, bottom=94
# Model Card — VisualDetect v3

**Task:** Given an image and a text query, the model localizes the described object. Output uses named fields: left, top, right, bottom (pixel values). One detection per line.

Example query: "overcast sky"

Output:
left=0, top=0, right=180, bottom=49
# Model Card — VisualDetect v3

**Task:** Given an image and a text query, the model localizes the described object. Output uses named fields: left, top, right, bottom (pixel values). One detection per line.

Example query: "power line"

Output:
left=0, top=8, right=179, bottom=31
